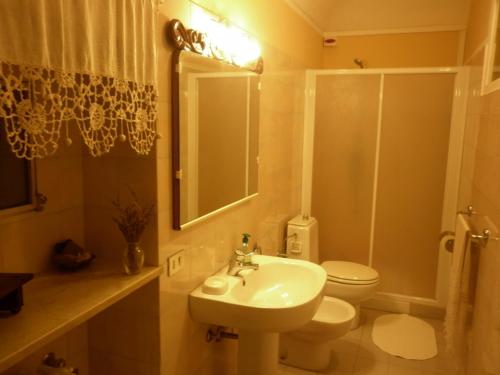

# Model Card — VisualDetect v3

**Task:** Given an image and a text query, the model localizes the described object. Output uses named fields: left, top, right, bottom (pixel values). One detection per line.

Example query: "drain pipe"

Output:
left=206, top=326, right=239, bottom=342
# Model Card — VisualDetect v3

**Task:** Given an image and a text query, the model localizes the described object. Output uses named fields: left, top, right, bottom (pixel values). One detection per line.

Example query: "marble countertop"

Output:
left=0, top=262, right=163, bottom=372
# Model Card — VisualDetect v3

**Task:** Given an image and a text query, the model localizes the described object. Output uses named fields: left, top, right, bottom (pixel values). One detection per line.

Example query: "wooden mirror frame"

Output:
left=167, top=19, right=263, bottom=230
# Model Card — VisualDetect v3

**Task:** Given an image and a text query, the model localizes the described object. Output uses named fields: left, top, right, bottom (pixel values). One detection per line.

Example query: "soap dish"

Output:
left=202, top=276, right=228, bottom=295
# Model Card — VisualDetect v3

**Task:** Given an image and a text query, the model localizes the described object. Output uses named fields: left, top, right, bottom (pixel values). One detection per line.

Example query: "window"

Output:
left=0, top=125, right=32, bottom=211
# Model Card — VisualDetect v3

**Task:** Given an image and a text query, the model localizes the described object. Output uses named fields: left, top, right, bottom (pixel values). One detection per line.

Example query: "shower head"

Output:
left=354, top=58, right=364, bottom=69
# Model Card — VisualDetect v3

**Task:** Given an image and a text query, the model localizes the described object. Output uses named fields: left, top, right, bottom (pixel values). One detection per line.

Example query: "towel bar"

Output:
left=440, top=205, right=499, bottom=252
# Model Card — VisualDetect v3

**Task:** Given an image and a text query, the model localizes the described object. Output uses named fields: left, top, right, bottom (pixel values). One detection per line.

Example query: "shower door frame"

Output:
left=302, top=67, right=469, bottom=307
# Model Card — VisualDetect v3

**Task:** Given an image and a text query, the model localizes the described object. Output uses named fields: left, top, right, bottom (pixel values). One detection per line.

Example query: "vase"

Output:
left=122, top=242, right=144, bottom=275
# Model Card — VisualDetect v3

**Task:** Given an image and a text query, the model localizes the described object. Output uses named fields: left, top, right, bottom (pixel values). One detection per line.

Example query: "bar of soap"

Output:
left=202, top=276, right=228, bottom=295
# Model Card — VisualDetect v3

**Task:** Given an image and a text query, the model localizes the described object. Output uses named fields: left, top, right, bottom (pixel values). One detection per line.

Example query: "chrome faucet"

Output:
left=227, top=248, right=259, bottom=275
left=227, top=239, right=260, bottom=277
left=229, top=263, right=259, bottom=286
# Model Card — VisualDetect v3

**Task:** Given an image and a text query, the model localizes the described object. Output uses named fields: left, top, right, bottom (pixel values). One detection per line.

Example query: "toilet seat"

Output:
left=322, top=261, right=379, bottom=285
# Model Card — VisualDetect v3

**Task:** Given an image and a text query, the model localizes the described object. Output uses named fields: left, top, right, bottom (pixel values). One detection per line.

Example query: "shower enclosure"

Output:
left=302, top=68, right=469, bottom=307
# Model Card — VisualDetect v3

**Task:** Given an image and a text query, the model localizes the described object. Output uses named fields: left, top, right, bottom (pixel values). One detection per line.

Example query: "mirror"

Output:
left=483, top=0, right=500, bottom=93
left=171, top=51, right=261, bottom=230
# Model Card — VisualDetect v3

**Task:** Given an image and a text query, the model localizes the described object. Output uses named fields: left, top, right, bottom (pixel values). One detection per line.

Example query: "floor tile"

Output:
left=323, top=352, right=357, bottom=374
left=359, top=309, right=386, bottom=329
left=357, top=341, right=391, bottom=363
left=346, top=325, right=364, bottom=340
left=419, top=355, right=456, bottom=374
left=278, top=363, right=318, bottom=374
left=357, top=322, right=390, bottom=363
left=388, top=356, right=422, bottom=370
left=353, top=357, right=389, bottom=375
left=330, top=336, right=361, bottom=356
left=281, top=309, right=451, bottom=375
left=387, top=364, right=422, bottom=375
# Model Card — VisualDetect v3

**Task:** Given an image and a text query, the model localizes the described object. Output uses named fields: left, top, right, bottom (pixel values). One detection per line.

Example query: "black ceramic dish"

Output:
left=0, top=273, right=33, bottom=314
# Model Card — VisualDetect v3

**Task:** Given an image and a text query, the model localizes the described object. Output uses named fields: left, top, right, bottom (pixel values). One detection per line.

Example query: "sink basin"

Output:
left=189, top=255, right=327, bottom=332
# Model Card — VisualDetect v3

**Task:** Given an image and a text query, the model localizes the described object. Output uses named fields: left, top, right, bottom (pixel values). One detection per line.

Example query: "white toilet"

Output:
left=279, top=215, right=380, bottom=371
left=322, top=260, right=380, bottom=328
left=285, top=215, right=380, bottom=329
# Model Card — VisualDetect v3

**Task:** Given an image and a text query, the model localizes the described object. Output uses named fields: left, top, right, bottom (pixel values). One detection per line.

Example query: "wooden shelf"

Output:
left=0, top=261, right=162, bottom=372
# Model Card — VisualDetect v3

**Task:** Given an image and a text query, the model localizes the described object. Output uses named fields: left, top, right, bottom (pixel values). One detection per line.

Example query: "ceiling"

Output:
left=286, top=0, right=471, bottom=35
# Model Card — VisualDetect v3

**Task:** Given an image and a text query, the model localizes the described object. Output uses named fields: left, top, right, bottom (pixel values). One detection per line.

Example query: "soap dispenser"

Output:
left=235, top=233, right=251, bottom=263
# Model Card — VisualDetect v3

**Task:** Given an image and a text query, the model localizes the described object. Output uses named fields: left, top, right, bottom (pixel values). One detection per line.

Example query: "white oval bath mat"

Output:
left=372, top=313, right=437, bottom=360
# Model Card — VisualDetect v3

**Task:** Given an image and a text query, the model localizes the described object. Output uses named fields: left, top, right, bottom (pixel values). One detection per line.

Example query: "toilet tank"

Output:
left=286, top=215, right=319, bottom=263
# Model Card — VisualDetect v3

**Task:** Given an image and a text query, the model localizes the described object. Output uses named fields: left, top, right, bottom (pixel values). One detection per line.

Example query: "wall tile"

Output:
left=466, top=76, right=500, bottom=374
left=155, top=32, right=315, bottom=375
left=2, top=323, right=89, bottom=375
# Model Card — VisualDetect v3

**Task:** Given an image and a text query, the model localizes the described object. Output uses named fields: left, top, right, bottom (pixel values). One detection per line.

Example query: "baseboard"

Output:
left=362, top=292, right=446, bottom=320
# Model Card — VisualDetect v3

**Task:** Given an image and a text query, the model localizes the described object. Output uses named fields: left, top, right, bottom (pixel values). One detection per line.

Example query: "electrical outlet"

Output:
left=168, top=250, right=185, bottom=276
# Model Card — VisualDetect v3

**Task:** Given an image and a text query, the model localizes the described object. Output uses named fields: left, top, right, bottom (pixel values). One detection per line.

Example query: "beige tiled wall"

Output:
left=0, top=126, right=84, bottom=273
left=462, top=0, right=500, bottom=372
left=2, top=324, right=89, bottom=375
left=79, top=95, right=160, bottom=374
left=1, top=1, right=321, bottom=374
left=465, top=75, right=500, bottom=375
left=88, top=280, right=161, bottom=375
left=0, top=88, right=160, bottom=375
left=156, top=1, right=322, bottom=373
left=156, top=45, right=311, bottom=375
left=82, top=142, right=158, bottom=266
left=0, top=128, right=89, bottom=374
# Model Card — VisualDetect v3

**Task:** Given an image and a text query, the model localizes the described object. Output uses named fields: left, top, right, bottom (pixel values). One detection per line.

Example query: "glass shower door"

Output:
left=372, top=73, right=455, bottom=298
left=310, top=71, right=458, bottom=300
left=311, top=74, right=381, bottom=265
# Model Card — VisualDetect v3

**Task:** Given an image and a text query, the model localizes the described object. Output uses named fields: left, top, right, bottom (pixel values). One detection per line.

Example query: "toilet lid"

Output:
left=321, top=261, right=379, bottom=285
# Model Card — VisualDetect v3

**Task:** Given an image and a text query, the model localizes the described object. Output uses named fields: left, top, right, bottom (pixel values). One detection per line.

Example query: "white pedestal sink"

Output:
left=189, top=255, right=327, bottom=375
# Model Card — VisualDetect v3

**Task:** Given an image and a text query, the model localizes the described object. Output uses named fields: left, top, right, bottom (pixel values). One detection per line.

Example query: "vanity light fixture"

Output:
left=168, top=5, right=263, bottom=73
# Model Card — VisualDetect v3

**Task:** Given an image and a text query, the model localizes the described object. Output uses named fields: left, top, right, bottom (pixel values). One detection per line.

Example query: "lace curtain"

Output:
left=0, top=0, right=158, bottom=159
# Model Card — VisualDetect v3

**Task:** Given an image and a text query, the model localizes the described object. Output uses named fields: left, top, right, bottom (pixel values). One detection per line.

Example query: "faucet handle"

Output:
left=235, top=248, right=246, bottom=256
left=232, top=249, right=246, bottom=264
